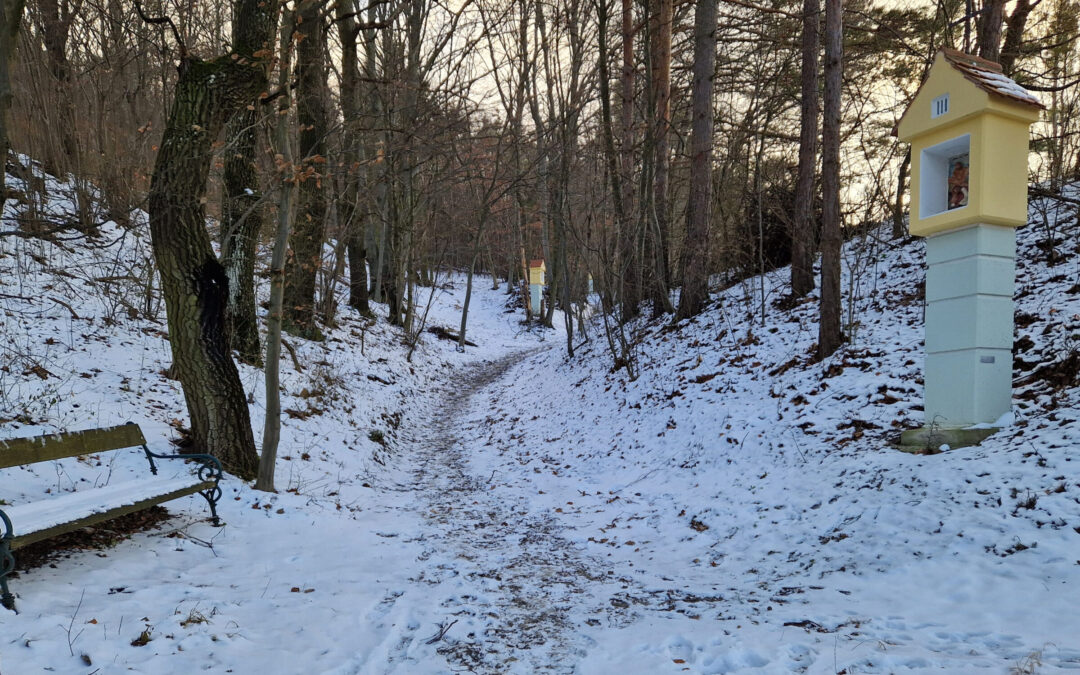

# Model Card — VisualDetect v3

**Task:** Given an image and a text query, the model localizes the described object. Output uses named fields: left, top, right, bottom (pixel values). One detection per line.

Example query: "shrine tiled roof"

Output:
left=940, top=48, right=1044, bottom=109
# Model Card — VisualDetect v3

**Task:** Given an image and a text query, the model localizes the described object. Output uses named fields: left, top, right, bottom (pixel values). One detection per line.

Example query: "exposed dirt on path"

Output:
left=394, top=351, right=627, bottom=673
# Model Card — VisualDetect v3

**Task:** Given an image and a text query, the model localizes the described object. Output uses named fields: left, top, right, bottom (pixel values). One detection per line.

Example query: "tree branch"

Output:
left=133, top=0, right=188, bottom=58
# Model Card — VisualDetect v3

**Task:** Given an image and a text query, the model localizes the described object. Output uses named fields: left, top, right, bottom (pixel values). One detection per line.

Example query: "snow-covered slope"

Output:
left=2, top=159, right=1079, bottom=674
left=458, top=188, right=1080, bottom=672
left=0, top=162, right=553, bottom=672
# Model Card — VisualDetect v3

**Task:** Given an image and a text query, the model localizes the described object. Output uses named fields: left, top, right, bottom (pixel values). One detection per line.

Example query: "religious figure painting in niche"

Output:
left=947, top=153, right=969, bottom=210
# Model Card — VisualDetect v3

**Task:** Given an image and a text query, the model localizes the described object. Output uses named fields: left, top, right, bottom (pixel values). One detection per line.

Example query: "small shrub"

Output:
left=1015, top=491, right=1038, bottom=511
left=1010, top=648, right=1043, bottom=674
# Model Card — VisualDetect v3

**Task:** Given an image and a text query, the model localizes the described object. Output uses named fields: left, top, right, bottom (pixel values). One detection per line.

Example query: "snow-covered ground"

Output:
left=1, top=163, right=1079, bottom=673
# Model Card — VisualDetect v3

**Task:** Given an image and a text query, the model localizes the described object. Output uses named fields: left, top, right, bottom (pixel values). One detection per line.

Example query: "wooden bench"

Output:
left=0, top=423, right=223, bottom=611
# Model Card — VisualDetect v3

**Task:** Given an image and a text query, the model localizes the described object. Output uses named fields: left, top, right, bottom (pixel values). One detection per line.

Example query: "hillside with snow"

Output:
left=1, top=164, right=1079, bottom=673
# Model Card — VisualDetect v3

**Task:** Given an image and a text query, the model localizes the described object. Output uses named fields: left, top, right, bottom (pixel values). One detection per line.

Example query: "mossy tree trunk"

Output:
left=220, top=0, right=279, bottom=365
left=148, top=56, right=267, bottom=480
left=282, top=0, right=328, bottom=340
left=0, top=0, right=25, bottom=215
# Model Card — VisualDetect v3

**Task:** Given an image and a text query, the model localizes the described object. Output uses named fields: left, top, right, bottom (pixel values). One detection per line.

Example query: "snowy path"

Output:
left=387, top=351, right=626, bottom=674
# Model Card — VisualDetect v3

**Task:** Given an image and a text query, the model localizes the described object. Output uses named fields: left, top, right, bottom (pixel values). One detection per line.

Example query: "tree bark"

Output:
left=791, top=0, right=819, bottom=298
left=458, top=219, right=485, bottom=351
left=0, top=0, right=26, bottom=215
left=148, top=56, right=266, bottom=480
left=220, top=0, right=279, bottom=365
left=283, top=0, right=329, bottom=339
left=818, top=0, right=843, bottom=360
left=337, top=0, right=371, bottom=316
left=998, top=0, right=1035, bottom=77
left=220, top=108, right=264, bottom=364
left=647, top=0, right=673, bottom=316
left=257, top=9, right=297, bottom=493
left=616, top=0, right=641, bottom=320
left=675, top=0, right=717, bottom=320
left=36, top=0, right=78, bottom=175
left=975, top=0, right=1006, bottom=62
left=892, top=148, right=909, bottom=239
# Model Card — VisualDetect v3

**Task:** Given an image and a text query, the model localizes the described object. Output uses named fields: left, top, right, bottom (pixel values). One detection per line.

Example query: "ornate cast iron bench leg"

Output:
left=199, top=483, right=222, bottom=527
left=1, top=510, right=16, bottom=611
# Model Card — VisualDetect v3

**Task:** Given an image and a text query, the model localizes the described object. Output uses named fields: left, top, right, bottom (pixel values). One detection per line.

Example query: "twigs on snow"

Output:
left=424, top=619, right=458, bottom=644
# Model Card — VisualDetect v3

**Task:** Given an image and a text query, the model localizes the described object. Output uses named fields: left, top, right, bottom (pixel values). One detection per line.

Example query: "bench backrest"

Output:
left=0, top=424, right=147, bottom=469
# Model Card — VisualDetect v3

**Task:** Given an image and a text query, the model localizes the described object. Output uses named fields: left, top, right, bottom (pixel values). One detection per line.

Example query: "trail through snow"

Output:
left=388, top=350, right=621, bottom=674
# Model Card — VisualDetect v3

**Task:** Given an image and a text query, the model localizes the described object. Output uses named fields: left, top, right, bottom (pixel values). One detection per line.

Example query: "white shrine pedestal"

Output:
left=923, top=223, right=1015, bottom=428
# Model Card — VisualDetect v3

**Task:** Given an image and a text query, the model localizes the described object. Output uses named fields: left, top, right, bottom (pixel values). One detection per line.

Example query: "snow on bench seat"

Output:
left=4, top=475, right=211, bottom=549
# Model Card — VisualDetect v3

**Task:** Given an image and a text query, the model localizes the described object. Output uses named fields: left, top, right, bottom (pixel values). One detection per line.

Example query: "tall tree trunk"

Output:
left=257, top=9, right=297, bottom=493
left=975, top=0, right=1006, bottom=61
left=675, top=0, right=717, bottom=320
left=998, top=0, right=1035, bottom=77
left=0, top=0, right=25, bottom=215
left=37, top=0, right=78, bottom=175
left=818, top=0, right=843, bottom=360
left=510, top=0, right=532, bottom=322
left=381, top=0, right=424, bottom=327
left=220, top=108, right=265, bottom=364
left=791, top=0, right=819, bottom=298
left=147, top=55, right=266, bottom=480
left=647, top=0, right=673, bottom=316
left=458, top=215, right=486, bottom=351
left=618, top=0, right=640, bottom=319
left=283, top=0, right=328, bottom=339
left=363, top=3, right=383, bottom=303
left=597, top=0, right=626, bottom=236
left=337, top=0, right=371, bottom=315
left=220, top=0, right=278, bottom=365
left=892, top=148, right=909, bottom=239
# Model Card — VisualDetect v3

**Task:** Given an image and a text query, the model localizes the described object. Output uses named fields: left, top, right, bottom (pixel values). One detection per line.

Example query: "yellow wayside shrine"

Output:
left=896, top=49, right=1043, bottom=439
left=896, top=49, right=1043, bottom=236
left=528, top=259, right=546, bottom=286
left=528, top=259, right=545, bottom=315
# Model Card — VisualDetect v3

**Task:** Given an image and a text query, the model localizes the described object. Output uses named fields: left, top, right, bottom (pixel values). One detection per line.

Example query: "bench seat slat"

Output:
left=5, top=477, right=212, bottom=550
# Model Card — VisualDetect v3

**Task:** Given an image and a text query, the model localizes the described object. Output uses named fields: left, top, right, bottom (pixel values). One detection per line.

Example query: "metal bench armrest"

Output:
left=141, top=445, right=223, bottom=482
left=140, top=447, right=224, bottom=526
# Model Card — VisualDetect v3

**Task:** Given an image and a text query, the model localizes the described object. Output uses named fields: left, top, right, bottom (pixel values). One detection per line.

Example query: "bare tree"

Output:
left=31, top=0, right=80, bottom=175
left=141, top=0, right=273, bottom=479
left=617, top=0, right=640, bottom=319
left=791, top=0, right=819, bottom=297
left=0, top=0, right=25, bottom=214
left=220, top=0, right=279, bottom=365
left=258, top=7, right=297, bottom=493
left=336, top=0, right=371, bottom=316
left=818, top=0, right=843, bottom=360
left=646, top=0, right=673, bottom=316
left=283, top=0, right=330, bottom=340
left=675, top=0, right=717, bottom=319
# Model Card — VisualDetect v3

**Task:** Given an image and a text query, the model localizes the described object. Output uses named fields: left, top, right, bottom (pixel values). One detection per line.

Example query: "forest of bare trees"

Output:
left=1, top=0, right=1078, bottom=476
